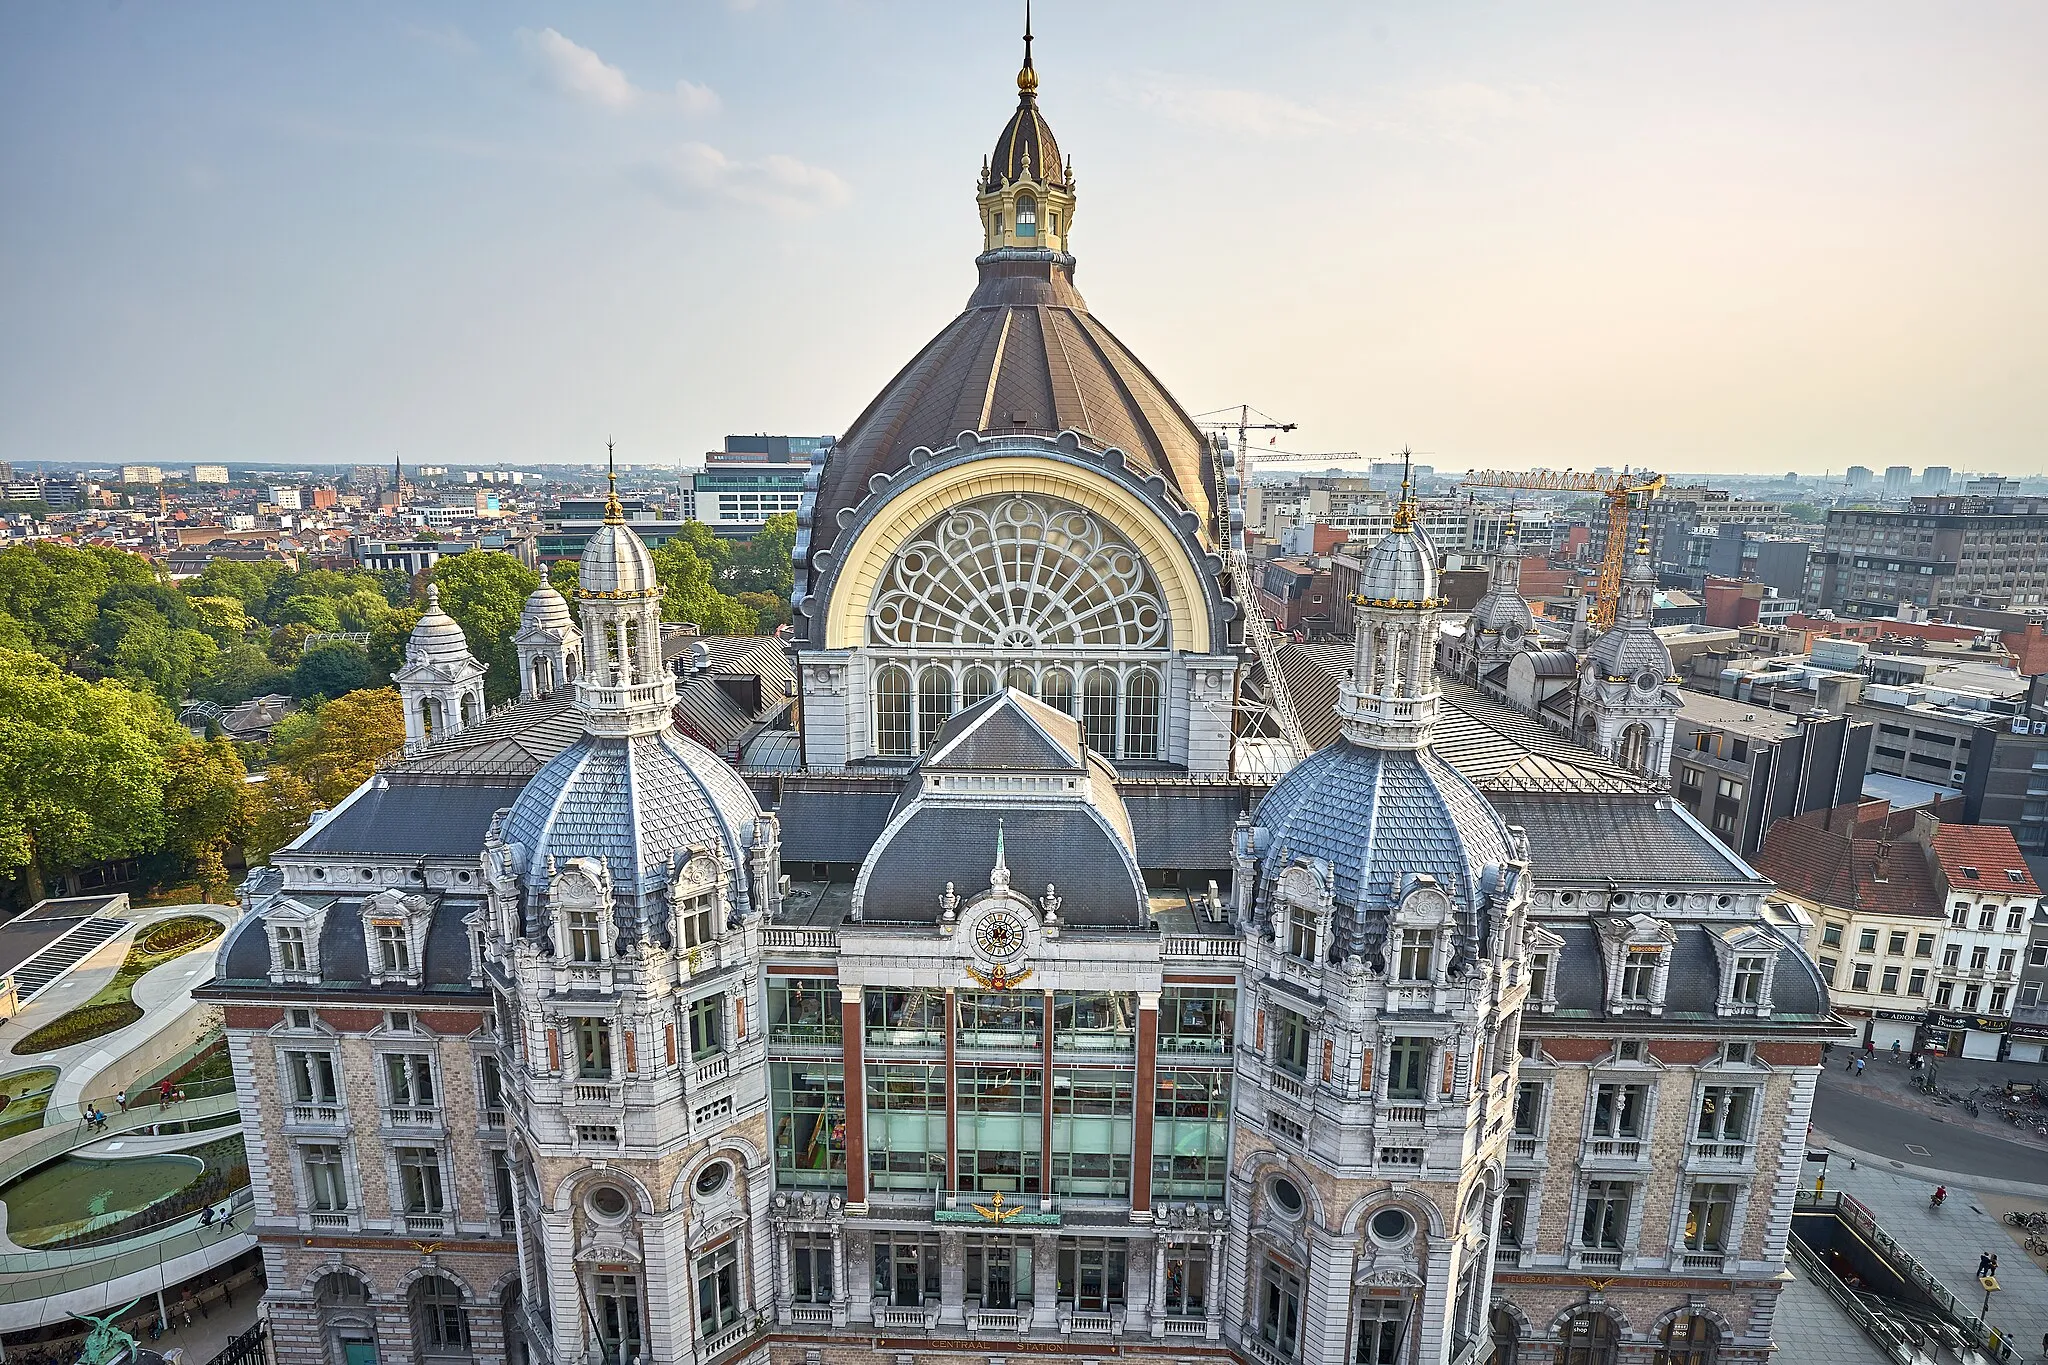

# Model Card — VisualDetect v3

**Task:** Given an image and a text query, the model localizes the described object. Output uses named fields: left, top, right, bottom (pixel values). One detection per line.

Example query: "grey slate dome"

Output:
left=501, top=729, right=763, bottom=922
left=580, top=521, right=659, bottom=598
left=1585, top=620, right=1675, bottom=682
left=1251, top=741, right=1516, bottom=960
left=520, top=581, right=575, bottom=633
left=406, top=585, right=473, bottom=666
left=1357, top=524, right=1440, bottom=607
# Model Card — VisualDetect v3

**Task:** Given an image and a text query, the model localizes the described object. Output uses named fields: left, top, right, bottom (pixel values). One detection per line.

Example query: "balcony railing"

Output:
left=871, top=1304, right=937, bottom=1331
left=1159, top=1314, right=1213, bottom=1338
left=1494, top=1245, right=1524, bottom=1268
left=762, top=927, right=839, bottom=949
left=287, top=1103, right=344, bottom=1126
left=1678, top=1252, right=1727, bottom=1273
left=307, top=1210, right=355, bottom=1231
left=482, top=1107, right=507, bottom=1130
left=571, top=1082, right=617, bottom=1106
left=1162, top=937, right=1241, bottom=960
left=701, top=1317, right=755, bottom=1360
left=1270, top=1073, right=1306, bottom=1101
left=1387, top=986, right=1435, bottom=1012
left=1060, top=1308, right=1123, bottom=1336
left=1587, top=1138, right=1642, bottom=1161
left=403, top=1213, right=448, bottom=1236
left=967, top=1308, right=1026, bottom=1333
left=787, top=1304, right=833, bottom=1326
left=1506, top=1136, right=1539, bottom=1159
left=386, top=1106, right=440, bottom=1127
left=695, top=1054, right=732, bottom=1087
left=1688, top=1140, right=1753, bottom=1165
left=1572, top=1249, right=1624, bottom=1270
left=1381, top=1104, right=1427, bottom=1125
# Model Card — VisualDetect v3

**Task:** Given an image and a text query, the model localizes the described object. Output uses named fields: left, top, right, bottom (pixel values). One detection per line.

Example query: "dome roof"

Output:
left=580, top=521, right=659, bottom=598
left=406, top=585, right=473, bottom=666
left=1586, top=622, right=1675, bottom=681
left=986, top=93, right=1064, bottom=192
left=808, top=259, right=1218, bottom=559
left=1252, top=742, right=1514, bottom=957
left=1357, top=524, right=1440, bottom=606
left=502, top=730, right=762, bottom=913
left=519, top=582, right=575, bottom=634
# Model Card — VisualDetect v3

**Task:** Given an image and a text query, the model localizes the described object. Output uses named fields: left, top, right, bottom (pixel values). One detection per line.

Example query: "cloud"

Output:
left=1130, top=79, right=1342, bottom=138
left=641, top=142, right=851, bottom=217
left=517, top=27, right=720, bottom=114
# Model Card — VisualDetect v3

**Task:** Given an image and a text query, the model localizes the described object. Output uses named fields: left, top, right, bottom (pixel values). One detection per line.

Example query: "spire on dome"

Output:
left=1390, top=447, right=1418, bottom=532
left=990, top=816, right=1011, bottom=893
left=1018, top=0, right=1037, bottom=96
left=603, top=438, right=623, bottom=524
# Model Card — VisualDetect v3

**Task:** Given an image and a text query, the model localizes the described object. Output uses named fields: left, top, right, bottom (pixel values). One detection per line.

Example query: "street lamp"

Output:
left=1979, top=1273, right=1999, bottom=1319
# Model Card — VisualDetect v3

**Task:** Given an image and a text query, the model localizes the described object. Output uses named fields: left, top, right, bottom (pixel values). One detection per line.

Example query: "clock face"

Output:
left=974, top=910, right=1027, bottom=962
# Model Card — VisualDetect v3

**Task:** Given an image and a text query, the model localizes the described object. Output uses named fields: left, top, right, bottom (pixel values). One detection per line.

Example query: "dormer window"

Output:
left=1396, top=928, right=1436, bottom=983
left=1730, top=955, right=1768, bottom=1005
left=1287, top=913, right=1317, bottom=961
left=276, top=926, right=308, bottom=974
left=374, top=921, right=412, bottom=976
left=566, top=908, right=605, bottom=964
left=1016, top=195, right=1037, bottom=237
left=1620, top=950, right=1660, bottom=1001
left=680, top=891, right=719, bottom=950
left=1527, top=952, right=1551, bottom=1001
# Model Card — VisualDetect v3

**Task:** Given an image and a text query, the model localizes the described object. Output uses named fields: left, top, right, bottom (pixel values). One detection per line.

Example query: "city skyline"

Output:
left=4, top=3, right=2046, bottom=475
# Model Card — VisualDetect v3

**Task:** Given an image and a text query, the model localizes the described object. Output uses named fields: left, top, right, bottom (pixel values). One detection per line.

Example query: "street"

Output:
left=1814, top=1076, right=2048, bottom=1187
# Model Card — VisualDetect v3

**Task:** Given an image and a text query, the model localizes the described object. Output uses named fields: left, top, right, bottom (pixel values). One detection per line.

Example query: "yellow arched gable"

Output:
left=822, top=455, right=1212, bottom=655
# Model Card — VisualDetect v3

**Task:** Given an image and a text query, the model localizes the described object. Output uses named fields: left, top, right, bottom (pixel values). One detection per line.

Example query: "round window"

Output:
left=1369, top=1207, right=1413, bottom=1245
left=1269, top=1177, right=1304, bottom=1216
left=694, top=1162, right=732, bottom=1198
left=588, top=1186, right=629, bottom=1219
left=1558, top=892, right=1576, bottom=907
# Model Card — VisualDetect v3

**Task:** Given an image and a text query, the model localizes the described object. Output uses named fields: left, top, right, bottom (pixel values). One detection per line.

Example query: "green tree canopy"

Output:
left=157, top=738, right=251, bottom=900
left=0, top=651, right=179, bottom=902
left=649, top=539, right=755, bottom=635
left=0, top=543, right=155, bottom=667
left=430, top=551, right=540, bottom=702
left=293, top=640, right=374, bottom=701
left=197, top=642, right=292, bottom=705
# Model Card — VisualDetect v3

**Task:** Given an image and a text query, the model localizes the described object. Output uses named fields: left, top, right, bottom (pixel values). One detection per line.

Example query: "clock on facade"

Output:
left=974, top=909, right=1028, bottom=961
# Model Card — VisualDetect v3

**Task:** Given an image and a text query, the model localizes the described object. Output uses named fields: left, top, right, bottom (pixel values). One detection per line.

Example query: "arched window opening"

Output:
left=316, top=1272, right=370, bottom=1307
left=410, top=1275, right=470, bottom=1359
left=622, top=620, right=642, bottom=684
left=1490, top=1309, right=1521, bottom=1365
left=459, top=694, right=476, bottom=729
left=1041, top=668, right=1075, bottom=716
left=1082, top=669, right=1118, bottom=754
left=1653, top=1313, right=1719, bottom=1365
left=1557, top=1310, right=1619, bottom=1365
left=1004, top=664, right=1034, bottom=695
left=419, top=698, right=437, bottom=739
left=1124, top=669, right=1161, bottom=760
left=1016, top=195, right=1037, bottom=237
left=875, top=666, right=912, bottom=756
left=917, top=667, right=955, bottom=751
left=961, top=666, right=998, bottom=710
left=1618, top=723, right=1651, bottom=773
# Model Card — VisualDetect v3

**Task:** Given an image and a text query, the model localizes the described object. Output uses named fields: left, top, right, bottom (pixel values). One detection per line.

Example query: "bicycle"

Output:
left=2002, top=1210, right=2048, bottom=1230
left=2027, top=1234, right=2048, bottom=1257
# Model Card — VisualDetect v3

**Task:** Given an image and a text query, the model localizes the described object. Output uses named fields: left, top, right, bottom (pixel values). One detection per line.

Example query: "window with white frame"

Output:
left=1589, top=1083, right=1648, bottom=1139
left=1730, top=955, right=1767, bottom=1004
left=1396, top=928, right=1436, bottom=983
left=373, top=921, right=412, bottom=975
left=1579, top=1180, right=1632, bottom=1250
left=1621, top=950, right=1660, bottom=1000
left=383, top=1054, right=436, bottom=1108
left=679, top=890, right=719, bottom=949
left=565, top=907, right=604, bottom=963
left=1694, top=1086, right=1754, bottom=1144
left=1683, top=1183, right=1735, bottom=1253
left=696, top=1243, right=742, bottom=1336
left=285, top=1050, right=340, bottom=1106
left=302, top=1143, right=350, bottom=1211
left=275, top=925, right=308, bottom=974
left=396, top=1147, right=445, bottom=1214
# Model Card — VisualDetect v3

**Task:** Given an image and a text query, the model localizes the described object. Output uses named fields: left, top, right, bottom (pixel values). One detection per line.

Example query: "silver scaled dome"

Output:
left=519, top=581, right=576, bottom=633
left=405, top=585, right=473, bottom=666
left=1356, top=523, right=1440, bottom=607
left=580, top=522, right=659, bottom=598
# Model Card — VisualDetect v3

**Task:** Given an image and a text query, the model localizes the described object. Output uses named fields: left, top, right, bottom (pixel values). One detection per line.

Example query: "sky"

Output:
left=3, top=2, right=2046, bottom=477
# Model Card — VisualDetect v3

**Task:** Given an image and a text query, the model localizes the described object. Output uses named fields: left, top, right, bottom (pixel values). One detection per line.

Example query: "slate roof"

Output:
left=1119, top=787, right=1251, bottom=869
left=214, top=892, right=484, bottom=991
left=1489, top=792, right=1762, bottom=886
left=855, top=803, right=1147, bottom=927
left=1755, top=806, right=1942, bottom=917
left=1253, top=743, right=1515, bottom=957
left=295, top=776, right=528, bottom=858
left=765, top=781, right=904, bottom=865
left=388, top=692, right=587, bottom=777
left=500, top=731, right=761, bottom=914
left=922, top=689, right=1084, bottom=771
left=1538, top=921, right=1830, bottom=1022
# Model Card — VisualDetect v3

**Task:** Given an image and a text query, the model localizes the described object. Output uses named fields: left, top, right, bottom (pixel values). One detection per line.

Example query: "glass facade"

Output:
left=771, top=1061, right=846, bottom=1188
left=1154, top=1068, right=1231, bottom=1198
left=867, top=1064, right=946, bottom=1191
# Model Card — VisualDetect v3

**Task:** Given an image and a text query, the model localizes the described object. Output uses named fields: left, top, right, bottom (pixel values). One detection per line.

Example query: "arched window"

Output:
left=1016, top=194, right=1037, bottom=237
left=961, top=665, right=998, bottom=710
left=622, top=619, right=642, bottom=683
left=1653, top=1313, right=1718, bottom=1365
left=1004, top=664, right=1034, bottom=695
left=1124, top=669, right=1161, bottom=760
left=409, top=1275, right=469, bottom=1358
left=1557, top=1310, right=1619, bottom=1365
left=1618, top=723, right=1651, bottom=773
left=534, top=657, right=554, bottom=695
left=917, top=667, right=954, bottom=750
left=459, top=694, right=476, bottom=729
left=1082, top=668, right=1118, bottom=754
left=316, top=1272, right=370, bottom=1307
left=875, top=666, right=912, bottom=756
left=1041, top=668, right=1074, bottom=715
left=1490, top=1309, right=1521, bottom=1365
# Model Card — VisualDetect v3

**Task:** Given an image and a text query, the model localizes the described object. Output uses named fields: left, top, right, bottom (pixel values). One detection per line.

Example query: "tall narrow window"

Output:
left=793, top=1232, right=836, bottom=1303
left=965, top=1234, right=1031, bottom=1310
left=1082, top=668, right=1118, bottom=753
left=1258, top=1254, right=1303, bottom=1358
left=961, top=665, right=998, bottom=709
left=696, top=1244, right=741, bottom=1336
left=1385, top=1037, right=1428, bottom=1100
left=1730, top=955, right=1766, bottom=1003
left=303, top=1144, right=349, bottom=1211
left=1620, top=949, right=1660, bottom=1000
left=688, top=996, right=724, bottom=1060
left=1274, top=1009, right=1312, bottom=1079
left=1355, top=1299, right=1407, bottom=1364
left=917, top=667, right=954, bottom=750
left=1579, top=1181, right=1631, bottom=1249
left=1016, top=194, right=1037, bottom=238
left=1161, top=1241, right=1209, bottom=1316
left=596, top=1274, right=644, bottom=1362
left=397, top=1147, right=446, bottom=1214
left=574, top=1019, right=613, bottom=1079
left=1123, top=669, right=1160, bottom=760
left=410, top=1275, right=468, bottom=1358
left=566, top=908, right=604, bottom=963
left=1654, top=1312, right=1719, bottom=1365
left=287, top=1051, right=340, bottom=1105
left=1397, top=929, right=1435, bottom=982
left=1056, top=1238, right=1127, bottom=1310
left=275, top=926, right=308, bottom=973
left=875, top=665, right=912, bottom=756
left=1040, top=667, right=1074, bottom=715
left=678, top=891, right=718, bottom=949
left=375, top=922, right=412, bottom=975
left=1683, top=1184, right=1734, bottom=1253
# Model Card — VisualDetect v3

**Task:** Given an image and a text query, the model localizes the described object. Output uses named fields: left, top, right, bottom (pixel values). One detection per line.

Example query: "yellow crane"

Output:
left=1460, top=468, right=1666, bottom=630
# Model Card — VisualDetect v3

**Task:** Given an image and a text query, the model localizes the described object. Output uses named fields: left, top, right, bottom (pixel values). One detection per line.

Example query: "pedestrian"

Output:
left=1847, top=1053, right=1857, bottom=1072
left=1978, top=1251, right=1993, bottom=1277
left=115, top=1090, right=127, bottom=1112
left=199, top=1204, right=215, bottom=1227
left=158, top=1079, right=172, bottom=1105
left=1987, top=1253, right=1997, bottom=1278
left=1866, top=1038, right=1875, bottom=1055
left=1891, top=1039, right=1901, bottom=1060
left=1854, top=1056, right=1866, bottom=1075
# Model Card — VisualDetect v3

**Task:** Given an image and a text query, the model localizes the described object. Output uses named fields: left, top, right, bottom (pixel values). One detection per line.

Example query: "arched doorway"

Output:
left=1557, top=1309, right=1619, bottom=1365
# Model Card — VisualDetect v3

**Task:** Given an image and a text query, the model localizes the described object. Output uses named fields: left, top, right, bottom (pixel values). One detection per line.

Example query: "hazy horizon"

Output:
left=4, top=3, right=2045, bottom=477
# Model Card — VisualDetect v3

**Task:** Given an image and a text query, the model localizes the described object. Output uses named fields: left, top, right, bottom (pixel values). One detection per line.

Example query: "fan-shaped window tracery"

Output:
left=868, top=494, right=1169, bottom=651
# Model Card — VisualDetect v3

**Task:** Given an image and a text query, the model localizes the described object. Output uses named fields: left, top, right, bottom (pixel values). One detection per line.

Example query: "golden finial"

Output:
left=1017, top=1, right=1039, bottom=95
left=603, top=438, right=624, bottom=524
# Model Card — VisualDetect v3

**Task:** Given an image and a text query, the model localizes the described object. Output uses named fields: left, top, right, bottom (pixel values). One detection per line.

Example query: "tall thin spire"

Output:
left=1018, top=1, right=1037, bottom=96
left=1391, top=446, right=1418, bottom=531
left=603, top=438, right=623, bottom=524
left=990, top=817, right=1011, bottom=893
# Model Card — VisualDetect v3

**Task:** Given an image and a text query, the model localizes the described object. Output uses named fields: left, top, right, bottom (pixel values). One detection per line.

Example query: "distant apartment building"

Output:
left=1923, top=822, right=2039, bottom=1058
left=1255, top=556, right=1337, bottom=635
left=268, top=484, right=304, bottom=510
left=1883, top=465, right=1913, bottom=498
left=1922, top=466, right=1952, bottom=495
left=119, top=464, right=163, bottom=484
left=1845, top=466, right=1874, bottom=492
left=1603, top=487, right=1790, bottom=569
left=540, top=498, right=693, bottom=564
left=192, top=464, right=230, bottom=484
left=1670, top=694, right=1871, bottom=857
left=355, top=537, right=472, bottom=576
left=2013, top=903, right=2048, bottom=1062
left=6, top=477, right=84, bottom=510
left=1808, top=495, right=2048, bottom=616
left=693, top=434, right=823, bottom=532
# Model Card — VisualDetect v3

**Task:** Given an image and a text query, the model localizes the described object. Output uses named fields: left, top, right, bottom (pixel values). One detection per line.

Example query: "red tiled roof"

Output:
left=1756, top=806, right=1943, bottom=919
left=1929, top=824, right=2040, bottom=895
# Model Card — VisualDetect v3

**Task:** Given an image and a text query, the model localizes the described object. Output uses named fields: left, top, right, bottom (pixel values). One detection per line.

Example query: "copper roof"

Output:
left=808, top=254, right=1219, bottom=558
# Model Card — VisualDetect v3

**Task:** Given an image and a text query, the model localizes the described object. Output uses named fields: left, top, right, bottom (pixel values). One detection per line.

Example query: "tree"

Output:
left=548, top=560, right=582, bottom=620
left=197, top=642, right=292, bottom=705
left=366, top=608, right=422, bottom=684
left=187, top=558, right=288, bottom=614
left=293, top=641, right=373, bottom=700
left=186, top=595, right=252, bottom=646
left=730, top=512, right=797, bottom=598
left=430, top=552, right=539, bottom=703
left=0, top=543, right=153, bottom=668
left=0, top=652, right=177, bottom=903
left=1782, top=502, right=1824, bottom=524
left=103, top=619, right=221, bottom=702
left=267, top=688, right=405, bottom=806
left=649, top=538, right=755, bottom=634
left=158, top=738, right=252, bottom=900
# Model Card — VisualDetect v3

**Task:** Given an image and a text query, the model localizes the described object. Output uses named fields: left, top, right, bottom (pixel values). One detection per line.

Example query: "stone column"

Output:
left=938, top=1228, right=966, bottom=1327
left=1039, top=989, right=1056, bottom=1210
left=840, top=985, right=866, bottom=1210
left=1030, top=1230, right=1059, bottom=1332
left=831, top=1224, right=850, bottom=1328
left=1132, top=991, right=1158, bottom=1219
left=1151, top=1234, right=1170, bottom=1336
left=943, top=987, right=959, bottom=1207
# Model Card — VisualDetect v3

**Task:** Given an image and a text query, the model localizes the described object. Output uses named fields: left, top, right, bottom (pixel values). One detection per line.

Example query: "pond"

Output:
left=0, top=1153, right=207, bottom=1247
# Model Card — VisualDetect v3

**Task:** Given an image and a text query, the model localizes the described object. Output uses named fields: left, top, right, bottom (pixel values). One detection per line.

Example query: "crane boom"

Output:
left=1459, top=468, right=1666, bottom=630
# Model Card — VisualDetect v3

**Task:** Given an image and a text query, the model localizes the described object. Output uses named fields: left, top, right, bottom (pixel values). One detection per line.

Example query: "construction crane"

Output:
left=1459, top=468, right=1666, bottom=631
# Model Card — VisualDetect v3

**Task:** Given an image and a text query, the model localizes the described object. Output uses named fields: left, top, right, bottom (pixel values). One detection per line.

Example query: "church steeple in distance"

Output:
left=979, top=3, right=1074, bottom=255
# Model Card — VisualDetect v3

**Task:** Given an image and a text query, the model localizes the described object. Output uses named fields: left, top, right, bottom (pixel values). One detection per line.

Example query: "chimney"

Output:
left=1873, top=841, right=1890, bottom=884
